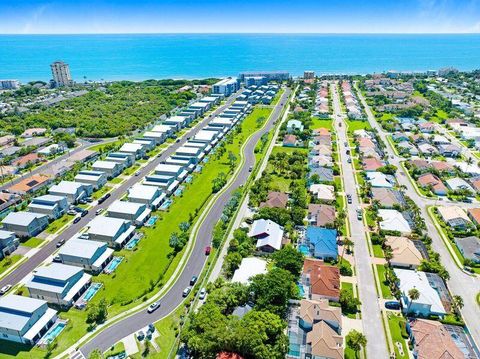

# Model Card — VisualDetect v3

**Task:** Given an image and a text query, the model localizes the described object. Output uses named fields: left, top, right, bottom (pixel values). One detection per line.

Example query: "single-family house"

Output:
left=74, top=170, right=107, bottom=190
left=437, top=206, right=471, bottom=229
left=119, top=143, right=145, bottom=160
left=27, top=195, right=68, bottom=220
left=445, top=177, right=474, bottom=193
left=417, top=173, right=448, bottom=195
left=27, top=263, right=91, bottom=307
left=0, top=230, right=19, bottom=259
left=127, top=184, right=165, bottom=209
left=287, top=120, right=304, bottom=133
left=283, top=134, right=299, bottom=147
left=308, top=204, right=336, bottom=227
left=248, top=219, right=284, bottom=252
left=394, top=268, right=447, bottom=317
left=309, top=167, right=334, bottom=183
left=91, top=160, right=122, bottom=179
left=385, top=236, right=423, bottom=268
left=8, top=174, right=51, bottom=195
left=454, top=236, right=480, bottom=263
left=370, top=188, right=405, bottom=208
left=105, top=152, right=133, bottom=169
left=305, top=321, right=343, bottom=359
left=2, top=212, right=49, bottom=238
left=309, top=184, right=335, bottom=202
left=87, top=216, right=136, bottom=249
left=418, top=143, right=438, bottom=156
left=378, top=209, right=412, bottom=234
left=259, top=191, right=288, bottom=209
left=365, top=172, right=394, bottom=188
left=305, top=227, right=338, bottom=260
left=362, top=158, right=384, bottom=172
left=48, top=181, right=93, bottom=204
left=302, top=259, right=340, bottom=302
left=58, top=238, right=115, bottom=274
left=0, top=295, right=58, bottom=345
left=107, top=200, right=151, bottom=226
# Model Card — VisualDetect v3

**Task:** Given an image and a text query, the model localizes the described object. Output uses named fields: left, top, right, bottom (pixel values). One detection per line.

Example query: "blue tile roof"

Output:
left=306, top=227, right=338, bottom=258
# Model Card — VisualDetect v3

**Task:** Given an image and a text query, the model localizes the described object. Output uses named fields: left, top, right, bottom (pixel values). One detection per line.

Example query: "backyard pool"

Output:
left=203, top=156, right=209, bottom=163
left=125, top=235, right=141, bottom=250
left=298, top=244, right=310, bottom=255
left=194, top=165, right=203, bottom=173
left=84, top=282, right=102, bottom=302
left=174, top=186, right=184, bottom=197
left=104, top=256, right=124, bottom=274
left=185, top=175, right=193, bottom=183
left=39, top=321, right=67, bottom=346
left=145, top=216, right=158, bottom=227
left=160, top=198, right=173, bottom=210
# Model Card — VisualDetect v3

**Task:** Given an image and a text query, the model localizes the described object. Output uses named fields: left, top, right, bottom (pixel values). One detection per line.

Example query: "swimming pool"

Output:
left=297, top=283, right=306, bottom=298
left=298, top=244, right=310, bottom=255
left=194, top=165, right=203, bottom=173
left=125, top=235, right=141, bottom=250
left=160, top=198, right=173, bottom=210
left=203, top=156, right=209, bottom=163
left=84, top=282, right=102, bottom=302
left=145, top=216, right=158, bottom=227
left=39, top=321, right=67, bottom=345
left=174, top=186, right=184, bottom=196
left=185, top=175, right=193, bottom=183
left=104, top=257, right=123, bottom=274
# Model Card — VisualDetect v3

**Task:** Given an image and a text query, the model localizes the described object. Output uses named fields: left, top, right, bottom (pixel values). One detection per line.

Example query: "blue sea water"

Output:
left=1, top=34, right=479, bottom=82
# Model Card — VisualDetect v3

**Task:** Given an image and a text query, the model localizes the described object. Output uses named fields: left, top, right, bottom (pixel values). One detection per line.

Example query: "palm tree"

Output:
left=407, top=288, right=420, bottom=314
left=452, top=295, right=464, bottom=317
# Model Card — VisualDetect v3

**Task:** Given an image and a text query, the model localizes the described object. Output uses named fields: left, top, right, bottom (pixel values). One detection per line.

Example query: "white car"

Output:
left=147, top=301, right=160, bottom=313
left=199, top=288, right=207, bottom=300
left=0, top=285, right=12, bottom=295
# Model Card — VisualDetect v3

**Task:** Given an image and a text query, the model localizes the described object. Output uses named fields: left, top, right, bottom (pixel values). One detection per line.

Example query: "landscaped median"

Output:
left=38, top=102, right=284, bottom=359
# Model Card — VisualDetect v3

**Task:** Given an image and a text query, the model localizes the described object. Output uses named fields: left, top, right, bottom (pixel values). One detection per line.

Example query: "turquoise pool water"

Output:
left=297, top=284, right=305, bottom=298
left=125, top=236, right=141, bottom=250
left=174, top=186, right=184, bottom=196
left=185, top=175, right=193, bottom=183
left=146, top=216, right=158, bottom=227
left=84, top=283, right=102, bottom=302
left=105, top=257, right=123, bottom=274
left=160, top=198, right=173, bottom=210
left=194, top=165, right=203, bottom=173
left=298, top=244, right=310, bottom=255
left=203, top=156, right=209, bottom=163
left=43, top=322, right=66, bottom=344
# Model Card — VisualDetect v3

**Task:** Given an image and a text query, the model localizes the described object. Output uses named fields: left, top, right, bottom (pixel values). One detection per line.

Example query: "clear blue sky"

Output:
left=2, top=0, right=480, bottom=34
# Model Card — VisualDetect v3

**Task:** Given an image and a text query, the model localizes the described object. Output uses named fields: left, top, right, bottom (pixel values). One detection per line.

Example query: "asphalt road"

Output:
left=355, top=84, right=480, bottom=351
left=0, top=93, right=242, bottom=290
left=331, top=84, right=390, bottom=359
left=80, top=89, right=291, bottom=356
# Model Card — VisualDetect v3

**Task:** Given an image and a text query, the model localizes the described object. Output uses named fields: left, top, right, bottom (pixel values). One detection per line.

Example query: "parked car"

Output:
left=190, top=276, right=198, bottom=285
left=81, top=210, right=88, bottom=217
left=95, top=208, right=104, bottom=215
left=78, top=198, right=87, bottom=205
left=385, top=301, right=401, bottom=310
left=73, top=215, right=82, bottom=224
left=148, top=323, right=155, bottom=333
left=249, top=166, right=253, bottom=172
left=56, top=239, right=66, bottom=247
left=52, top=255, right=62, bottom=263
left=0, top=285, right=12, bottom=295
left=135, top=171, right=141, bottom=176
left=204, top=246, right=211, bottom=255
left=67, top=209, right=77, bottom=216
left=136, top=331, right=145, bottom=340
left=356, top=207, right=362, bottom=220
left=347, top=194, right=352, bottom=204
left=147, top=301, right=161, bottom=313
left=347, top=157, right=352, bottom=163
left=199, top=288, right=207, bottom=300
left=79, top=233, right=89, bottom=239
left=182, top=286, right=192, bottom=297
left=85, top=197, right=93, bottom=203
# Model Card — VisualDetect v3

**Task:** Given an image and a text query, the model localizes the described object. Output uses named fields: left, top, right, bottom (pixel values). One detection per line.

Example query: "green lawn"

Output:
left=376, top=264, right=394, bottom=299
left=310, top=118, right=334, bottom=131
left=109, top=177, right=123, bottom=184
left=45, top=215, right=71, bottom=234
left=0, top=255, right=22, bottom=275
left=387, top=313, right=409, bottom=359
left=123, top=163, right=141, bottom=176
left=372, top=244, right=385, bottom=258
left=88, top=140, right=125, bottom=153
left=21, top=237, right=44, bottom=248
left=7, top=104, right=274, bottom=358
left=346, top=119, right=371, bottom=131
left=341, top=282, right=358, bottom=318
left=92, top=185, right=113, bottom=200
left=104, top=341, right=126, bottom=358
left=271, top=88, right=285, bottom=106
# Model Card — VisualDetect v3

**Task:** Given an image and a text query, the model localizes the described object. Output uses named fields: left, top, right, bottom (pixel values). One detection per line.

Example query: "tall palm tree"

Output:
left=452, top=295, right=464, bottom=317
left=407, top=288, right=420, bottom=314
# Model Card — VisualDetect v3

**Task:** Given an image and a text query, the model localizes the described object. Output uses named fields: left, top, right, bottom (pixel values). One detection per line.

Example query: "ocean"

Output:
left=1, top=34, right=480, bottom=82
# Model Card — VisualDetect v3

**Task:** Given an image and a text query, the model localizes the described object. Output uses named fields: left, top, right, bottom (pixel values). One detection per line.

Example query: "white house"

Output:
left=107, top=200, right=151, bottom=226
left=378, top=209, right=412, bottom=234
left=87, top=216, right=136, bottom=249
left=27, top=195, right=68, bottom=220
left=48, top=181, right=93, bottom=204
left=248, top=219, right=284, bottom=252
left=127, top=184, right=165, bottom=209
left=58, top=238, right=114, bottom=274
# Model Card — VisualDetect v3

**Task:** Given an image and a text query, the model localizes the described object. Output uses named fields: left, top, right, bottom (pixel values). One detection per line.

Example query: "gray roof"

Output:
left=108, top=200, right=145, bottom=215
left=2, top=211, right=47, bottom=226
left=59, top=238, right=107, bottom=259
left=32, top=194, right=66, bottom=203
left=455, top=236, right=480, bottom=262
left=49, top=181, right=87, bottom=195
left=0, top=295, right=47, bottom=331
left=88, top=216, right=130, bottom=237
left=92, top=160, right=119, bottom=169
left=0, top=229, right=15, bottom=240
left=128, top=184, right=160, bottom=200
left=33, top=263, right=83, bottom=282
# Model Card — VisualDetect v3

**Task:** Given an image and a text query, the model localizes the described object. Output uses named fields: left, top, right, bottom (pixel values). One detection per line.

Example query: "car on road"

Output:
left=135, top=171, right=141, bottom=176
left=190, top=276, right=198, bottom=286
left=385, top=301, right=401, bottom=310
left=104, top=193, right=111, bottom=199
left=176, top=138, right=181, bottom=143
left=356, top=207, right=363, bottom=220
left=147, top=301, right=161, bottom=313
left=67, top=209, right=77, bottom=215
left=52, top=255, right=62, bottom=263
left=56, top=239, right=66, bottom=247
left=347, top=194, right=352, bottom=204
left=73, top=215, right=82, bottom=224
left=205, top=246, right=211, bottom=255
left=81, top=210, right=88, bottom=217
left=346, top=149, right=350, bottom=155
left=249, top=166, right=253, bottom=172
left=95, top=208, right=104, bottom=215
left=182, top=286, right=192, bottom=297
left=344, top=142, right=348, bottom=146
left=0, top=285, right=12, bottom=295
left=199, top=288, right=207, bottom=300
left=347, top=157, right=352, bottom=163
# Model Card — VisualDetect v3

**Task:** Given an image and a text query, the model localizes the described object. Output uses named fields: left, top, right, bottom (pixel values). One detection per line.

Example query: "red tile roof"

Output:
left=303, top=259, right=340, bottom=300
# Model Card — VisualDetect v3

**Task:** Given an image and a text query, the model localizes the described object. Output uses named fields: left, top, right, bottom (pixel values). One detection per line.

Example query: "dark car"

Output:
left=205, top=246, right=211, bottom=255
left=385, top=301, right=401, bottom=310
left=73, top=215, right=81, bottom=224
left=81, top=210, right=88, bottom=217
left=105, top=193, right=111, bottom=199
left=53, top=255, right=62, bottom=263
left=190, top=276, right=198, bottom=286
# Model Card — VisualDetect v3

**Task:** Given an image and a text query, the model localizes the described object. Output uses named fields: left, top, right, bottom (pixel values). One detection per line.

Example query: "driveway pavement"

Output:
left=331, top=83, right=390, bottom=359
left=355, top=83, right=480, bottom=350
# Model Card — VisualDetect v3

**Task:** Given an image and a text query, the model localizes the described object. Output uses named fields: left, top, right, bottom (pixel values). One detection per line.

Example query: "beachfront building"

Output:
left=213, top=78, right=239, bottom=96
left=50, top=61, right=73, bottom=87
left=0, top=295, right=58, bottom=345
left=27, top=195, right=68, bottom=220
left=58, top=238, right=114, bottom=274
left=87, top=216, right=136, bottom=249
left=26, top=263, right=91, bottom=307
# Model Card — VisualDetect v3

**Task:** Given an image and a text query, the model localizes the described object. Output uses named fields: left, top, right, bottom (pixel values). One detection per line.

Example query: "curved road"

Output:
left=80, top=88, right=291, bottom=356
left=0, top=93, right=242, bottom=290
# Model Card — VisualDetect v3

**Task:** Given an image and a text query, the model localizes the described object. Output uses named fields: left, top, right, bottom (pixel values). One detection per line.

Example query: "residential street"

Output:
left=78, top=89, right=292, bottom=356
left=0, top=92, right=242, bottom=290
left=355, top=83, right=480, bottom=350
left=331, top=83, right=390, bottom=359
